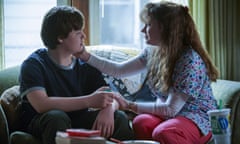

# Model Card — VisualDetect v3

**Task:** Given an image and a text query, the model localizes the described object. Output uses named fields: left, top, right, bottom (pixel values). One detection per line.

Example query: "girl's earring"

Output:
left=58, top=38, right=63, bottom=43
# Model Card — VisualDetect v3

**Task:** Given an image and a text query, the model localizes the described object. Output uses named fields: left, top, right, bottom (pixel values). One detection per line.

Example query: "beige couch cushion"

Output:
left=211, top=80, right=240, bottom=108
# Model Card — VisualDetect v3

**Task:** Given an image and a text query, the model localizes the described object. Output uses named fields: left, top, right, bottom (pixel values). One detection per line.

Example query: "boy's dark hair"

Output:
left=41, top=6, right=84, bottom=49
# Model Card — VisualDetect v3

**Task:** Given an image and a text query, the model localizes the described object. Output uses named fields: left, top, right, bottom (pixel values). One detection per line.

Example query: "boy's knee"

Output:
left=113, top=110, right=134, bottom=140
left=114, top=110, right=130, bottom=128
left=114, top=110, right=128, bottom=121
left=40, top=110, right=71, bottom=129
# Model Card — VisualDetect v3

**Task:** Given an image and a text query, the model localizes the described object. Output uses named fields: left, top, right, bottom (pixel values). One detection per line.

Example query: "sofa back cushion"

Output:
left=211, top=80, right=240, bottom=108
left=0, top=85, right=22, bottom=132
left=0, top=66, right=20, bottom=95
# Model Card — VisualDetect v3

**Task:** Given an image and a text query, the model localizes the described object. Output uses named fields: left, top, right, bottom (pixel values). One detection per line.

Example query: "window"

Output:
left=88, top=0, right=189, bottom=88
left=2, top=0, right=188, bottom=68
left=4, top=0, right=57, bottom=68
left=90, top=0, right=188, bottom=49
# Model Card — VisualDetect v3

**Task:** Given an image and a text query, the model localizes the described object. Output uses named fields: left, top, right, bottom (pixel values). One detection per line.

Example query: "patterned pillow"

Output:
left=103, top=74, right=132, bottom=100
left=88, top=45, right=155, bottom=102
left=103, top=74, right=155, bottom=102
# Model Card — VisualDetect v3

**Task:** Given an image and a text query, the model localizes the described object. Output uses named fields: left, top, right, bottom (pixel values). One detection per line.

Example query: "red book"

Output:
left=55, top=131, right=106, bottom=144
left=66, top=129, right=101, bottom=137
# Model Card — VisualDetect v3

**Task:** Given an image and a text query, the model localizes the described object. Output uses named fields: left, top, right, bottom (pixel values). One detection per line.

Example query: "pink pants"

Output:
left=132, top=114, right=212, bottom=144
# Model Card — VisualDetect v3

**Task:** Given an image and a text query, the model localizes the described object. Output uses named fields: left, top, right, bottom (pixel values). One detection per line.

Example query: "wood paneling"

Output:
left=71, top=0, right=90, bottom=45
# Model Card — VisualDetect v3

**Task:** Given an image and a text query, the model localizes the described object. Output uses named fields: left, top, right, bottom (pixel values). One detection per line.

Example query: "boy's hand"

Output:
left=92, top=105, right=115, bottom=138
left=88, top=87, right=117, bottom=109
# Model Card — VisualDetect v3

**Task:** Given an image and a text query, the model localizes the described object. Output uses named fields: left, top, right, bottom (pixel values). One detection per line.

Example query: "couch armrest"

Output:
left=0, top=102, right=10, bottom=144
left=229, top=91, right=240, bottom=144
left=211, top=80, right=240, bottom=144
left=0, top=85, right=22, bottom=133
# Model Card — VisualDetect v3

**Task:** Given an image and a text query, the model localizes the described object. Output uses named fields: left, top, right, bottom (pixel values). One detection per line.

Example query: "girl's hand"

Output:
left=74, top=46, right=91, bottom=61
left=114, top=94, right=129, bottom=110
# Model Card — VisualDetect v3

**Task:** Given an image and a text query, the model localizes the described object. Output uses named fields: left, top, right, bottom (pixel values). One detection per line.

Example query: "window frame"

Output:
left=0, top=0, right=5, bottom=69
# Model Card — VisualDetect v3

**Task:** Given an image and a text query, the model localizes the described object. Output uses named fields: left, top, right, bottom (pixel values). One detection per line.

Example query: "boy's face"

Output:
left=60, top=29, right=86, bottom=53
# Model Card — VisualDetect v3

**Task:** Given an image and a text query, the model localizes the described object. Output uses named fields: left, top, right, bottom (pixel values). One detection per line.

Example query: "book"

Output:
left=66, top=129, right=101, bottom=137
left=55, top=131, right=106, bottom=144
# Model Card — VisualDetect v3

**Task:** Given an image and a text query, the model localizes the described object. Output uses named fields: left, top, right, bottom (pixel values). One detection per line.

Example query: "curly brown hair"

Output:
left=140, top=1, right=219, bottom=92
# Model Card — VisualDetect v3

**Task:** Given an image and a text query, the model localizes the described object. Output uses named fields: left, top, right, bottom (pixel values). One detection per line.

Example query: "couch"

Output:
left=1, top=47, right=240, bottom=144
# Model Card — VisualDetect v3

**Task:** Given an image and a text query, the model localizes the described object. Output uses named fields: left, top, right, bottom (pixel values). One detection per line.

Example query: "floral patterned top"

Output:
left=144, top=48, right=218, bottom=135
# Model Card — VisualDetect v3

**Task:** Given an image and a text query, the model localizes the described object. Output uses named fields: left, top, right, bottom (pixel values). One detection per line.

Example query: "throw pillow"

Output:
left=103, top=74, right=155, bottom=102
left=0, top=85, right=22, bottom=132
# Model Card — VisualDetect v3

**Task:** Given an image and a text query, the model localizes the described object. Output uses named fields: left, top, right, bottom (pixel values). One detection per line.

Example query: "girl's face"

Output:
left=141, top=18, right=162, bottom=46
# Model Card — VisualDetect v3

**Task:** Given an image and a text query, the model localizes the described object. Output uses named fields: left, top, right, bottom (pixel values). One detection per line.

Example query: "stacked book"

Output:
left=55, top=129, right=106, bottom=144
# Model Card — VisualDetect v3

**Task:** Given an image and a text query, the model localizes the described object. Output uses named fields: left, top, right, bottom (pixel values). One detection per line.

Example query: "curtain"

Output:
left=0, top=0, right=4, bottom=69
left=189, top=0, right=240, bottom=81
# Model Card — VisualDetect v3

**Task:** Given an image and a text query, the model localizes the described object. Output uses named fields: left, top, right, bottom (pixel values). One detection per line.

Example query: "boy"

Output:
left=19, top=6, right=133, bottom=144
